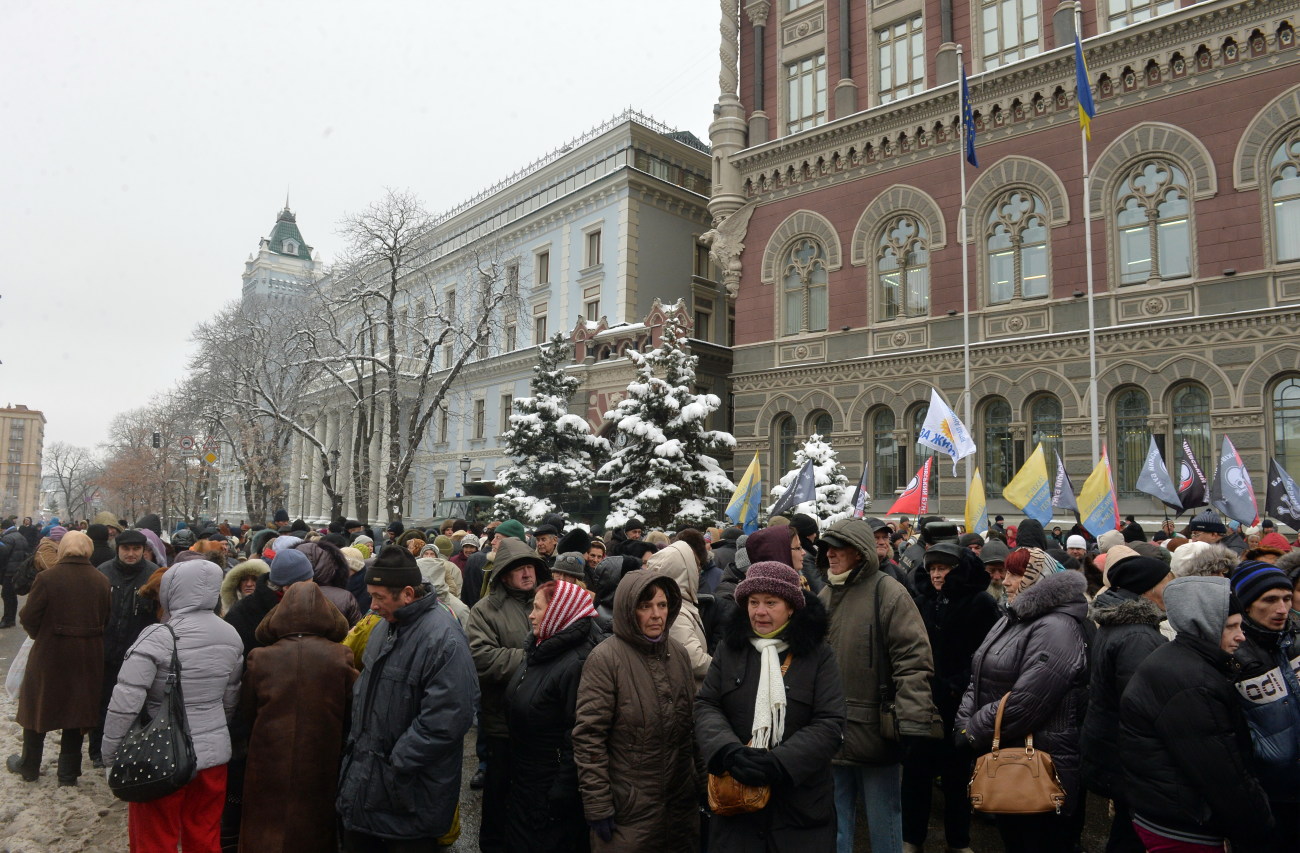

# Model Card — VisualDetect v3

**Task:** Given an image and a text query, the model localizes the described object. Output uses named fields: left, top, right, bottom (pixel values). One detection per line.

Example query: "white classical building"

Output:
left=272, top=111, right=722, bottom=524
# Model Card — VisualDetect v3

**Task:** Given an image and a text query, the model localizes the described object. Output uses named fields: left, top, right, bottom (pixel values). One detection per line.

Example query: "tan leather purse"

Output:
left=968, top=693, right=1066, bottom=814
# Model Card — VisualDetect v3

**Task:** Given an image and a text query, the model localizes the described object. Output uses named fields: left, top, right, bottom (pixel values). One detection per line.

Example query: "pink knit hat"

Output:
left=536, top=579, right=597, bottom=642
left=735, top=561, right=806, bottom=610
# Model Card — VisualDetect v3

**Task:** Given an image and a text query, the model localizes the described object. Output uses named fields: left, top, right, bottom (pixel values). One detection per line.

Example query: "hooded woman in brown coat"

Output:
left=237, top=582, right=357, bottom=852
left=8, top=530, right=111, bottom=786
left=572, top=569, right=700, bottom=852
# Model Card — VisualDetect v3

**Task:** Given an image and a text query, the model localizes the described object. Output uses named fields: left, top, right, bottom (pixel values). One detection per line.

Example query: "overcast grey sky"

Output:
left=0, top=0, right=717, bottom=450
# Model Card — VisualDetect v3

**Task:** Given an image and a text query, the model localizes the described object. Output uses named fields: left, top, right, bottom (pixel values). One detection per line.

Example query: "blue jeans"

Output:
left=833, top=763, right=903, bottom=853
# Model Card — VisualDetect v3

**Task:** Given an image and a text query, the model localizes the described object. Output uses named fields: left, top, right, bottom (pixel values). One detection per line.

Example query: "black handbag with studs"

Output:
left=108, top=624, right=198, bottom=802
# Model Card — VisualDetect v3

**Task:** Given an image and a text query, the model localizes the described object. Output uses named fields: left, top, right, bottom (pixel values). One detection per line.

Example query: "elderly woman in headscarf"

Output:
left=694, top=561, right=845, bottom=850
left=956, top=547, right=1090, bottom=852
left=7, top=530, right=111, bottom=786
left=505, top=579, right=606, bottom=852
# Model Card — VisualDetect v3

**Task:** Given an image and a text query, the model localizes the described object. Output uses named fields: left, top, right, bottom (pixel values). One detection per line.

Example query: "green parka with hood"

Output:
left=464, top=537, right=553, bottom=738
left=817, top=518, right=937, bottom=765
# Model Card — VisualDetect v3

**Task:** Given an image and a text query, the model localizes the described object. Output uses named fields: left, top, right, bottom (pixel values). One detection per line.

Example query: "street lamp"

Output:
left=329, top=449, right=342, bottom=517
left=459, top=456, right=471, bottom=488
left=299, top=473, right=309, bottom=518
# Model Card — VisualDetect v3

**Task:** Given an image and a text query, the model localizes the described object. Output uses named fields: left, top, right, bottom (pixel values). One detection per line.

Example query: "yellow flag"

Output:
left=965, top=468, right=988, bottom=535
left=1001, top=443, right=1054, bottom=525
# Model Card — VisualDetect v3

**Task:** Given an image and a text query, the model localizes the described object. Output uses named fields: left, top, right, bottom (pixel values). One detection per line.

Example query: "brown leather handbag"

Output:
left=967, top=693, right=1066, bottom=814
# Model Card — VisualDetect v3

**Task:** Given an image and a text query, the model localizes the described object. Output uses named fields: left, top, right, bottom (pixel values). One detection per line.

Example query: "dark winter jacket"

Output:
left=695, top=592, right=846, bottom=852
left=504, top=616, right=607, bottom=853
left=955, top=570, right=1090, bottom=815
left=819, top=518, right=936, bottom=766
left=0, top=527, right=31, bottom=584
left=590, top=555, right=639, bottom=622
left=460, top=548, right=489, bottom=609
left=224, top=574, right=283, bottom=656
left=1080, top=587, right=1168, bottom=798
left=913, top=549, right=1000, bottom=725
left=346, top=566, right=371, bottom=615
left=711, top=541, right=737, bottom=578
left=464, top=538, right=552, bottom=739
left=88, top=525, right=115, bottom=568
left=97, top=556, right=160, bottom=673
left=1231, top=617, right=1300, bottom=801
left=709, top=526, right=793, bottom=654
left=336, top=590, right=477, bottom=841
left=1119, top=576, right=1274, bottom=844
left=573, top=571, right=700, bottom=853
left=241, top=583, right=357, bottom=853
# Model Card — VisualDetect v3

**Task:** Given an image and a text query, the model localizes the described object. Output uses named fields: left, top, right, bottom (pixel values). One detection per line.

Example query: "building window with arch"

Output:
left=774, top=414, right=798, bottom=477
left=1170, top=383, right=1212, bottom=473
left=1029, top=394, right=1062, bottom=464
left=809, top=410, right=833, bottom=438
left=870, top=408, right=900, bottom=498
left=782, top=238, right=829, bottom=336
left=878, top=216, right=930, bottom=320
left=1113, top=388, right=1151, bottom=497
left=1272, top=376, right=1300, bottom=476
left=1116, top=160, right=1192, bottom=284
left=987, top=190, right=1049, bottom=303
left=982, top=398, right=1015, bottom=491
left=1270, top=129, right=1300, bottom=263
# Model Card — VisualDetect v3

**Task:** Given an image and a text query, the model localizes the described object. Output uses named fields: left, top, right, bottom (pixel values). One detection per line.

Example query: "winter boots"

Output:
left=5, top=728, right=85, bottom=785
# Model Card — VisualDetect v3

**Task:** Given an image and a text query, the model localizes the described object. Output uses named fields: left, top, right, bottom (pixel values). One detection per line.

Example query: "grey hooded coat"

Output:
left=102, top=559, right=244, bottom=772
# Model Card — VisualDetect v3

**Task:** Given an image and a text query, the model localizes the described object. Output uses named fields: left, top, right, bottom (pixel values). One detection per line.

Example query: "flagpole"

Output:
left=1076, top=1, right=1100, bottom=464
left=958, top=43, right=974, bottom=494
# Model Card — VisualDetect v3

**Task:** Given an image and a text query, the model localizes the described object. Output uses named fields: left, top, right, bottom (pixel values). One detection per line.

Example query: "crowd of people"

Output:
left=1, top=504, right=1298, bottom=853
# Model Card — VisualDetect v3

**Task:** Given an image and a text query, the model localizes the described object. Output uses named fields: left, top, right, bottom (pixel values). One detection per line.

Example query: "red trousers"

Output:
left=1133, top=824, right=1226, bottom=852
left=128, top=764, right=227, bottom=853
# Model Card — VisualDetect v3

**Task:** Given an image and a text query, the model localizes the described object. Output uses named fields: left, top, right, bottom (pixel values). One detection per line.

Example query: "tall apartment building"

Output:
left=271, top=111, right=727, bottom=523
left=0, top=405, right=46, bottom=520
left=706, top=0, right=1300, bottom=519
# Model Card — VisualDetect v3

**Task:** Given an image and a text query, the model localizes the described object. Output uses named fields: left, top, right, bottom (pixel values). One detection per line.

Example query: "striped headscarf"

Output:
left=536, top=579, right=597, bottom=642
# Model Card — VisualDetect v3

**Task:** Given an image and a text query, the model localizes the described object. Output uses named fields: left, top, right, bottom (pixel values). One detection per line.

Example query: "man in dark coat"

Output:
left=1119, top=576, right=1274, bottom=850
left=88, top=529, right=158, bottom=767
left=86, top=524, right=115, bottom=567
left=337, top=546, right=477, bottom=848
left=0, top=520, right=32, bottom=628
left=1080, top=554, right=1172, bottom=852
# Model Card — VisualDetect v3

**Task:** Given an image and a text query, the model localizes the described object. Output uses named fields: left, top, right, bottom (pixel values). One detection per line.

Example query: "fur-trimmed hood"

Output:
left=1009, top=569, right=1088, bottom=623
left=722, top=589, right=829, bottom=658
left=220, top=558, right=270, bottom=613
left=1088, top=586, right=1164, bottom=627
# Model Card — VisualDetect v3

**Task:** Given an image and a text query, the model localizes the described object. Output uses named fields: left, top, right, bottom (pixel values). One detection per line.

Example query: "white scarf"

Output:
left=748, top=637, right=790, bottom=749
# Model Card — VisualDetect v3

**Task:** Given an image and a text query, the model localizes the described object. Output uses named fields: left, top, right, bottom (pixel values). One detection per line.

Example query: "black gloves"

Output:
left=728, top=748, right=787, bottom=787
left=588, top=817, right=615, bottom=842
left=709, top=742, right=747, bottom=776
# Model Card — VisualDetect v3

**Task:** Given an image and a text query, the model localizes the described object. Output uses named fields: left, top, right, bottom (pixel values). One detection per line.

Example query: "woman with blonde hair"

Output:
left=7, top=530, right=111, bottom=786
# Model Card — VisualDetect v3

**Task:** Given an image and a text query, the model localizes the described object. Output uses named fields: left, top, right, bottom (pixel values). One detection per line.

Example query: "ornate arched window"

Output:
left=1113, top=388, right=1151, bottom=497
left=1170, top=383, right=1212, bottom=473
left=774, top=414, right=798, bottom=477
left=1269, top=129, right=1300, bottom=263
left=877, top=216, right=930, bottom=320
left=1116, top=160, right=1193, bottom=284
left=809, top=410, right=833, bottom=438
left=987, top=190, right=1050, bottom=303
left=782, top=238, right=829, bottom=336
left=1029, top=394, right=1063, bottom=464
left=1272, top=376, right=1300, bottom=476
left=982, top=397, right=1015, bottom=490
left=870, top=408, right=899, bottom=498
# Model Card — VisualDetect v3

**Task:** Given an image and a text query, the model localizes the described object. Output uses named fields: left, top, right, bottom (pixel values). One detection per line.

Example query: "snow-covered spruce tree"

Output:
left=768, top=433, right=853, bottom=524
left=493, top=333, right=608, bottom=524
left=599, top=311, right=735, bottom=529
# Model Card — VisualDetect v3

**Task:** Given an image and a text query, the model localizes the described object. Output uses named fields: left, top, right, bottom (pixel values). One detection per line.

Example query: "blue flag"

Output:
left=961, top=61, right=978, bottom=168
left=726, top=453, right=763, bottom=533
left=769, top=459, right=817, bottom=518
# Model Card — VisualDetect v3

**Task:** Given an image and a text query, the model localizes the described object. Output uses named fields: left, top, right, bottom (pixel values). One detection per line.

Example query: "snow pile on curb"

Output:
left=0, top=695, right=126, bottom=852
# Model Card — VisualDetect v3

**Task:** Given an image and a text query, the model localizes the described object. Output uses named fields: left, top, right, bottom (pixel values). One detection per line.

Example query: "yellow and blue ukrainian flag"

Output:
left=726, top=453, right=763, bottom=533
left=1074, top=32, right=1096, bottom=140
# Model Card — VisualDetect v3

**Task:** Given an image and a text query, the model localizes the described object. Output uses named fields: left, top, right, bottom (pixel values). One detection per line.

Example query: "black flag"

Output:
left=1208, top=436, right=1259, bottom=525
left=1266, top=458, right=1300, bottom=531
left=1136, top=436, right=1183, bottom=512
left=769, top=459, right=817, bottom=518
left=1177, top=438, right=1208, bottom=512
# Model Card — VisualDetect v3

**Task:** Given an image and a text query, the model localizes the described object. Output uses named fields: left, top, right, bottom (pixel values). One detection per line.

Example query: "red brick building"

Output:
left=705, top=0, right=1300, bottom=520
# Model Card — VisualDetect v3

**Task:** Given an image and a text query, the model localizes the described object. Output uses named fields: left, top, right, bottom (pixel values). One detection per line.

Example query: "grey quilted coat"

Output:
left=102, top=559, right=244, bottom=772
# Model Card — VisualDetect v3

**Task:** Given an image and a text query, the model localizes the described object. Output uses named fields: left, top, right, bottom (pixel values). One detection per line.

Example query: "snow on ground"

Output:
left=0, top=695, right=127, bottom=852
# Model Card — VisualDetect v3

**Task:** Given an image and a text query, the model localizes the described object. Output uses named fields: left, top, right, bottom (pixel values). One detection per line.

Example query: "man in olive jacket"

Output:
left=464, top=536, right=553, bottom=853
left=818, top=517, right=937, bottom=853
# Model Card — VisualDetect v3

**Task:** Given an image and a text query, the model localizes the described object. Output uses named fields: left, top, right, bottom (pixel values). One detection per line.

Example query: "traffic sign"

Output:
left=204, top=436, right=219, bottom=451
left=179, top=436, right=195, bottom=451
left=203, top=452, right=218, bottom=464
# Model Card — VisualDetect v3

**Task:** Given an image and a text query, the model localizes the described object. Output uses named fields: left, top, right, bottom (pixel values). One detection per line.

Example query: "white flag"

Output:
left=917, top=388, right=977, bottom=475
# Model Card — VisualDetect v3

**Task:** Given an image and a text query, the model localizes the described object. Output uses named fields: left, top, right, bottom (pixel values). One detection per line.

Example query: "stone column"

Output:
left=322, top=411, right=338, bottom=520
left=833, top=0, right=858, bottom=118
left=745, top=0, right=770, bottom=145
left=709, top=0, right=748, bottom=224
